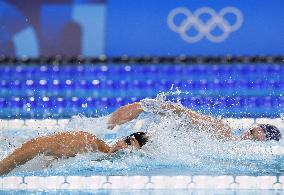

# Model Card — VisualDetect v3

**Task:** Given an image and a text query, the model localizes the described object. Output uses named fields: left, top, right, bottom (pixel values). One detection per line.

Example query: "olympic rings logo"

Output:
left=167, top=7, right=243, bottom=43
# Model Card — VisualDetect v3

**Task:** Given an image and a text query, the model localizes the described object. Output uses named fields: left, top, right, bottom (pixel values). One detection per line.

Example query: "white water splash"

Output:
left=1, top=91, right=284, bottom=176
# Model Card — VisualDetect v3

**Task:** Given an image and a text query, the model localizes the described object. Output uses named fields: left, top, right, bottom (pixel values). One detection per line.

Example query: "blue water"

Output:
left=1, top=63, right=284, bottom=194
left=1, top=112, right=283, bottom=177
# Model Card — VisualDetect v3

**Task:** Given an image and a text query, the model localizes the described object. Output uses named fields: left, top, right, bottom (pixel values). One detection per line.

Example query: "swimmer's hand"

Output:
left=107, top=102, right=143, bottom=129
left=140, top=98, right=182, bottom=114
left=140, top=98, right=163, bottom=113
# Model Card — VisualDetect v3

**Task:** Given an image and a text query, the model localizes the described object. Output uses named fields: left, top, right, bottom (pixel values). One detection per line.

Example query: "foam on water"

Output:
left=65, top=115, right=110, bottom=139
left=140, top=110, right=283, bottom=174
left=1, top=92, right=284, bottom=176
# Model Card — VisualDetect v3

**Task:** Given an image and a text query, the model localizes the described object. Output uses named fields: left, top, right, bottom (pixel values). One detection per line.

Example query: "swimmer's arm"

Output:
left=108, top=102, right=143, bottom=129
left=0, top=137, right=46, bottom=175
left=108, top=101, right=232, bottom=139
left=83, top=132, right=111, bottom=153
left=0, top=132, right=111, bottom=175
left=159, top=103, right=233, bottom=139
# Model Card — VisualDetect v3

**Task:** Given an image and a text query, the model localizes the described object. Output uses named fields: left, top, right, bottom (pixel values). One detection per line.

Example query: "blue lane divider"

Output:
left=0, top=63, right=284, bottom=118
left=1, top=64, right=284, bottom=79
left=0, top=96, right=282, bottom=118
left=1, top=79, right=284, bottom=89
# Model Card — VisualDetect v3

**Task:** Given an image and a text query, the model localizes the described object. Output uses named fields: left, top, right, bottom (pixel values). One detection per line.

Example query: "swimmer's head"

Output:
left=259, top=124, right=281, bottom=141
left=109, top=132, right=149, bottom=153
left=124, top=132, right=148, bottom=148
left=241, top=124, right=281, bottom=141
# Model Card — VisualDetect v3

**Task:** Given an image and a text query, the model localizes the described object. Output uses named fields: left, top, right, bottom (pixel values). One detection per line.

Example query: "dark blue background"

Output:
left=1, top=0, right=284, bottom=56
left=106, top=0, right=284, bottom=56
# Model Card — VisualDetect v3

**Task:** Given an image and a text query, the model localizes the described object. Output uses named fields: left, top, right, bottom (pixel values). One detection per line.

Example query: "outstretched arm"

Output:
left=0, top=137, right=45, bottom=175
left=108, top=100, right=232, bottom=140
left=0, top=131, right=110, bottom=175
left=158, top=102, right=233, bottom=140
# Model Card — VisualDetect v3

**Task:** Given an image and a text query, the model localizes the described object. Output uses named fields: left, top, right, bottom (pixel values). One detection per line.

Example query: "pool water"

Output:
left=1, top=63, right=284, bottom=192
left=1, top=111, right=283, bottom=177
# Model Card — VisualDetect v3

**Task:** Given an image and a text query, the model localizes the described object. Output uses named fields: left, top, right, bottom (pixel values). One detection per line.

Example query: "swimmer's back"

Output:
left=37, top=131, right=109, bottom=157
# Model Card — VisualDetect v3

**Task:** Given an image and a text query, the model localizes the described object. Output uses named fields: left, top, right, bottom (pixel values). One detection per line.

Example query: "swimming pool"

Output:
left=0, top=116, right=283, bottom=189
left=1, top=62, right=284, bottom=193
left=0, top=117, right=284, bottom=193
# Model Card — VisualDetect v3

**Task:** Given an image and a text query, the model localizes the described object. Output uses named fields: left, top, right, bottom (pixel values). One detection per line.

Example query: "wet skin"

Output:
left=240, top=124, right=266, bottom=141
left=109, top=136, right=141, bottom=153
left=0, top=131, right=141, bottom=175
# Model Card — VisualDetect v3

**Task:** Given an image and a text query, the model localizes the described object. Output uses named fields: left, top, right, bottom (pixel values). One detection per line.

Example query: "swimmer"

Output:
left=0, top=131, right=148, bottom=175
left=0, top=99, right=281, bottom=175
left=107, top=99, right=282, bottom=142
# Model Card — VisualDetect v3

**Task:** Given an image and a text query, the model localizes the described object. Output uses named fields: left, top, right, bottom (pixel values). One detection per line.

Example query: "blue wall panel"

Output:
left=1, top=0, right=284, bottom=56
left=106, top=0, right=284, bottom=56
